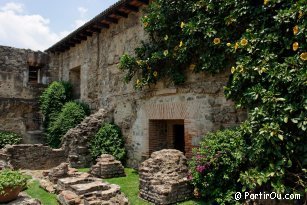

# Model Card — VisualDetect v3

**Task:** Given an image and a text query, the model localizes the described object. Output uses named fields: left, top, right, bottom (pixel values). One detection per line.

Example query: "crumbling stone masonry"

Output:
left=0, top=45, right=54, bottom=143
left=48, top=163, right=69, bottom=184
left=0, top=144, right=66, bottom=170
left=57, top=178, right=128, bottom=205
left=90, top=154, right=125, bottom=179
left=139, top=149, right=193, bottom=204
left=40, top=163, right=129, bottom=205
left=61, top=109, right=113, bottom=168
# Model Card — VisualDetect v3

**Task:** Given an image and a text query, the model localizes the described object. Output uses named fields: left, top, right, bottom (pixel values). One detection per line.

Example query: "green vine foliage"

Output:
left=39, top=81, right=72, bottom=129
left=119, top=0, right=307, bottom=200
left=223, top=1, right=307, bottom=197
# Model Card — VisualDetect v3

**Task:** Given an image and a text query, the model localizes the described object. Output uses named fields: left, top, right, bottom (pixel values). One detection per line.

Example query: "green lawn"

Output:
left=25, top=168, right=204, bottom=205
left=25, top=180, right=58, bottom=205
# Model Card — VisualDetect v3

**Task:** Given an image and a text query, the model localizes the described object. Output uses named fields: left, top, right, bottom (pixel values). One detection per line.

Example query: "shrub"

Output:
left=119, top=0, right=307, bottom=200
left=89, top=123, right=126, bottom=163
left=0, top=169, right=30, bottom=194
left=76, top=101, right=91, bottom=116
left=189, top=128, right=246, bottom=204
left=40, top=81, right=72, bottom=129
left=0, top=131, right=22, bottom=149
left=47, top=101, right=87, bottom=148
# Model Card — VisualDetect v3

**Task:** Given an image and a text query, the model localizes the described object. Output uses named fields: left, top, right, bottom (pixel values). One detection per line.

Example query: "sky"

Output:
left=0, top=0, right=118, bottom=51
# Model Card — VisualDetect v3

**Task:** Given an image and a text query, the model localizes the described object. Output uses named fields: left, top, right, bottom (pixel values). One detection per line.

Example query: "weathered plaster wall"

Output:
left=51, top=9, right=246, bottom=167
left=0, top=46, right=53, bottom=143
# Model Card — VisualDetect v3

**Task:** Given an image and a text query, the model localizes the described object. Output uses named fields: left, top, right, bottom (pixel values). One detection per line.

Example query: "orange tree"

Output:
left=119, top=0, right=306, bottom=202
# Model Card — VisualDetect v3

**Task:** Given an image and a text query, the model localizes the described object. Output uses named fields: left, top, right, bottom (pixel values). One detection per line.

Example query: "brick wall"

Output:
left=149, top=120, right=186, bottom=156
left=2, top=144, right=66, bottom=170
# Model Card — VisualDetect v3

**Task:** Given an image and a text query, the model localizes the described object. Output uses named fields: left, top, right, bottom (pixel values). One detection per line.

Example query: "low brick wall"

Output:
left=2, top=144, right=66, bottom=170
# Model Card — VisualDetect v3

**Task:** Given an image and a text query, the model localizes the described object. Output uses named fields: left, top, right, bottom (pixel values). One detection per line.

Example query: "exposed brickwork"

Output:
left=38, top=163, right=129, bottom=205
left=139, top=149, right=193, bottom=204
left=61, top=109, right=113, bottom=168
left=1, top=144, right=66, bottom=170
left=148, top=120, right=185, bottom=155
left=148, top=120, right=167, bottom=154
left=90, top=154, right=125, bottom=179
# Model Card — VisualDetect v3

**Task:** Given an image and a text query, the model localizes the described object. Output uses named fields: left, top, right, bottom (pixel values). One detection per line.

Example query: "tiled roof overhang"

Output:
left=45, top=0, right=149, bottom=53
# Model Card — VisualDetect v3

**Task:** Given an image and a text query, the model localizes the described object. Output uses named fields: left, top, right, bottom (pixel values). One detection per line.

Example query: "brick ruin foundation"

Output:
left=40, top=163, right=129, bottom=205
left=90, top=154, right=125, bottom=179
left=61, top=109, right=113, bottom=168
left=139, top=149, right=193, bottom=205
left=0, top=144, right=66, bottom=170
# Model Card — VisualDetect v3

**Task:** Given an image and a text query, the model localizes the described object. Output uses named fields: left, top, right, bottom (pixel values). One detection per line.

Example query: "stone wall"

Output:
left=0, top=144, right=66, bottom=170
left=62, top=109, right=113, bottom=168
left=50, top=7, right=246, bottom=167
left=0, top=46, right=53, bottom=143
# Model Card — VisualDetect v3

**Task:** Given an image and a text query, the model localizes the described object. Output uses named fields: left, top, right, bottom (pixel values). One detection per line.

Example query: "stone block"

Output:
left=57, top=190, right=81, bottom=205
left=70, top=181, right=109, bottom=195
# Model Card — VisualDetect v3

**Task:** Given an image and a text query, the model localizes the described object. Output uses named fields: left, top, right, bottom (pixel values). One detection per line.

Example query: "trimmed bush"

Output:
left=40, top=81, right=72, bottom=129
left=0, top=131, right=22, bottom=149
left=47, top=101, right=87, bottom=148
left=189, top=128, right=246, bottom=204
left=89, top=123, right=126, bottom=163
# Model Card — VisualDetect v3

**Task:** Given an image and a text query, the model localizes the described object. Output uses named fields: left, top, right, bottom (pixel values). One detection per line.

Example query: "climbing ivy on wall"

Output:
left=119, top=0, right=307, bottom=201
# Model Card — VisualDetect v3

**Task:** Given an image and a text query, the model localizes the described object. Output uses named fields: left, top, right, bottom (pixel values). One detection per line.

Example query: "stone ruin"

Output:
left=61, top=109, right=113, bottom=168
left=90, top=154, right=125, bottom=179
left=139, top=149, right=193, bottom=205
left=40, top=163, right=129, bottom=205
left=0, top=144, right=66, bottom=170
left=48, top=163, right=69, bottom=183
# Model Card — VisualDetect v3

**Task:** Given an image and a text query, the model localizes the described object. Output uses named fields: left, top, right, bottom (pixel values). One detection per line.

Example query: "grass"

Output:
left=79, top=168, right=205, bottom=205
left=77, top=167, right=90, bottom=173
left=25, top=180, right=58, bottom=205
